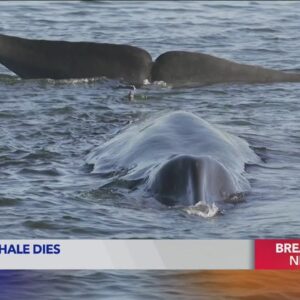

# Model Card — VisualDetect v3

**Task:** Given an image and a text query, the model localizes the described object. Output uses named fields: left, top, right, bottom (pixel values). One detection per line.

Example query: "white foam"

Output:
left=184, top=201, right=220, bottom=218
left=143, top=79, right=151, bottom=85
left=45, top=76, right=110, bottom=85
left=152, top=80, right=168, bottom=87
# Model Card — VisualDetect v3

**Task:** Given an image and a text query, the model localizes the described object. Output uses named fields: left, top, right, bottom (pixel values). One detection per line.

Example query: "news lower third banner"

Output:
left=0, top=240, right=299, bottom=270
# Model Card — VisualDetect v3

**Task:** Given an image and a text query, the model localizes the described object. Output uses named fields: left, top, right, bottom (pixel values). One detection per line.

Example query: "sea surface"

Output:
left=0, top=1, right=300, bottom=299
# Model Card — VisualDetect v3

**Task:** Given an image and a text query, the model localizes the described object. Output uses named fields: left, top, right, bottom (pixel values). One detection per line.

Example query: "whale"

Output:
left=86, top=111, right=259, bottom=209
left=1, top=34, right=300, bottom=87
left=149, top=154, right=239, bottom=207
left=151, top=51, right=300, bottom=87
left=0, top=34, right=152, bottom=85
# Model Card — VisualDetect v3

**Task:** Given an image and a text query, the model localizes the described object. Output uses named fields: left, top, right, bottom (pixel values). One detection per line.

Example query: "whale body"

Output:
left=151, top=51, right=300, bottom=87
left=1, top=34, right=300, bottom=86
left=0, top=34, right=152, bottom=85
left=86, top=111, right=258, bottom=207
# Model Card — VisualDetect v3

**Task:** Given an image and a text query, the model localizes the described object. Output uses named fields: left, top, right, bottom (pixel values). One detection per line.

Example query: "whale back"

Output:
left=0, top=34, right=152, bottom=84
left=2, top=34, right=300, bottom=86
left=87, top=111, right=258, bottom=205
left=151, top=51, right=300, bottom=86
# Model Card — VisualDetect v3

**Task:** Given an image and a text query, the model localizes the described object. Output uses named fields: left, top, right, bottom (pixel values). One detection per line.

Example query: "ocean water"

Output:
left=0, top=1, right=300, bottom=299
left=2, top=270, right=300, bottom=300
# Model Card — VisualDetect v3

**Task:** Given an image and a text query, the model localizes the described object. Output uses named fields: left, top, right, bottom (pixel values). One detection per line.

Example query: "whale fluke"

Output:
left=151, top=50, right=300, bottom=86
left=0, top=34, right=152, bottom=84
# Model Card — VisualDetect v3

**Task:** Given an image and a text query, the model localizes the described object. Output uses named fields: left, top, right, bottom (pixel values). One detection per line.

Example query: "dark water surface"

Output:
left=1, top=1, right=300, bottom=299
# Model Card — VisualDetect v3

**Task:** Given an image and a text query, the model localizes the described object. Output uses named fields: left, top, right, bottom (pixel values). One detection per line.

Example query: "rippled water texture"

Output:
left=0, top=1, right=300, bottom=299
left=2, top=270, right=300, bottom=300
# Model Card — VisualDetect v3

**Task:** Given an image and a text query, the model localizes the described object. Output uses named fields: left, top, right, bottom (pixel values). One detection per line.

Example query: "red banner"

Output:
left=255, top=239, right=300, bottom=270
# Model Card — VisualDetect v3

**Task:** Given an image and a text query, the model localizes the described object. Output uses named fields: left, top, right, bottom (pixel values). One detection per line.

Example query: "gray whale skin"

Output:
left=87, top=111, right=258, bottom=206
left=1, top=34, right=300, bottom=86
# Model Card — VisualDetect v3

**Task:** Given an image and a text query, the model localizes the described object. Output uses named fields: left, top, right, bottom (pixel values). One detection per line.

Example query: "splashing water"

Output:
left=184, top=201, right=220, bottom=218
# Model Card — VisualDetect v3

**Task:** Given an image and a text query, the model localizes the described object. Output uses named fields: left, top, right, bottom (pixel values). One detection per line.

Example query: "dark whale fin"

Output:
left=151, top=50, right=300, bottom=86
left=0, top=34, right=152, bottom=84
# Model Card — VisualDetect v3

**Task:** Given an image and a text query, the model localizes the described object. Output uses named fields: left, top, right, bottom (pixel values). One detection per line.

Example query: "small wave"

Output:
left=23, top=220, right=59, bottom=230
left=0, top=73, right=124, bottom=88
left=48, top=105, right=75, bottom=115
left=184, top=201, right=220, bottom=218
left=242, top=48, right=286, bottom=55
left=23, top=149, right=62, bottom=161
left=204, top=3, right=249, bottom=9
left=0, top=111, right=16, bottom=119
left=43, top=76, right=112, bottom=85
left=0, top=197, right=22, bottom=207
left=240, top=27, right=279, bottom=33
left=18, top=167, right=62, bottom=176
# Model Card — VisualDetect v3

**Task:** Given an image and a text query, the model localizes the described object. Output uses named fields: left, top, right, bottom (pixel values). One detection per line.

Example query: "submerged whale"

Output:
left=86, top=111, right=258, bottom=209
left=1, top=34, right=300, bottom=86
left=0, top=34, right=152, bottom=85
